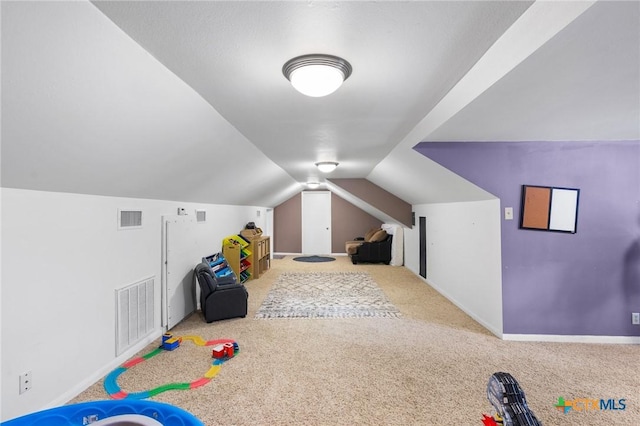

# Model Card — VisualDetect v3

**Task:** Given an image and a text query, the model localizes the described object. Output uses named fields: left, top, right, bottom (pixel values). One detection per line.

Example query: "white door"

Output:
left=163, top=215, right=198, bottom=330
left=302, top=191, right=332, bottom=255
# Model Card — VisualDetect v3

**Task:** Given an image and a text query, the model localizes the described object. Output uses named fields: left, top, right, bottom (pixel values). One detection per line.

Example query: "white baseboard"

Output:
left=429, top=285, right=503, bottom=338
left=407, top=268, right=503, bottom=338
left=503, top=334, right=640, bottom=344
left=43, top=329, right=164, bottom=410
left=404, top=266, right=640, bottom=345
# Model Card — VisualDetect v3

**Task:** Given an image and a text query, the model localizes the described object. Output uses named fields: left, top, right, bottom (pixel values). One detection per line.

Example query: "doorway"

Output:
left=419, top=216, right=427, bottom=278
left=162, top=215, right=198, bottom=330
left=301, top=191, right=332, bottom=254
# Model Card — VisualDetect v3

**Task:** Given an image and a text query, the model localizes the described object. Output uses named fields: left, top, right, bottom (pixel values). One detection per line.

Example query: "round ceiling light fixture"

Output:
left=283, top=54, right=352, bottom=97
left=315, top=161, right=339, bottom=173
left=306, top=181, right=321, bottom=189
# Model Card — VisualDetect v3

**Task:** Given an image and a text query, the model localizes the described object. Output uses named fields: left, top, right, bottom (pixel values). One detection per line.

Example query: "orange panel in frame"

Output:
left=521, top=186, right=551, bottom=230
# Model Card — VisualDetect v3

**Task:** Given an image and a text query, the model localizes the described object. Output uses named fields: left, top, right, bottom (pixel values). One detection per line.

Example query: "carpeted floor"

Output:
left=70, top=256, right=640, bottom=425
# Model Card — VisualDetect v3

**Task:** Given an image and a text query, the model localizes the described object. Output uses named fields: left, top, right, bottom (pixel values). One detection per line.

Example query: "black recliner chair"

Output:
left=194, top=262, right=248, bottom=322
left=350, top=234, right=393, bottom=265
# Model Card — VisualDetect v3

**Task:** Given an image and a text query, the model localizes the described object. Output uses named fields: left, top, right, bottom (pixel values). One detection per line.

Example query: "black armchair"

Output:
left=347, top=232, right=393, bottom=265
left=194, top=262, right=248, bottom=322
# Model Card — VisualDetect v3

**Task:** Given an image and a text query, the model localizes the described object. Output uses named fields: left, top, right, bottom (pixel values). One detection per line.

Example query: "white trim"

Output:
left=407, top=265, right=503, bottom=338
left=503, top=334, right=640, bottom=344
left=422, top=275, right=503, bottom=338
left=42, top=330, right=163, bottom=410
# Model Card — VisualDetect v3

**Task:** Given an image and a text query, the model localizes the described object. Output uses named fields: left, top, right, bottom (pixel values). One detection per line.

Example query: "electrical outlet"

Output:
left=19, top=371, right=32, bottom=394
left=632, top=313, right=640, bottom=325
left=504, top=207, right=513, bottom=220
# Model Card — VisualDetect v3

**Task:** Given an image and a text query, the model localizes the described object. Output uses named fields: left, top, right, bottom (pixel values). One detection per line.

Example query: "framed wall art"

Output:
left=519, top=185, right=580, bottom=233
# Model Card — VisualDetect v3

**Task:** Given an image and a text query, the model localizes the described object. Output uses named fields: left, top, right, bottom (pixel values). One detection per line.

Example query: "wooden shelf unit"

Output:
left=223, top=234, right=270, bottom=282
left=252, top=235, right=271, bottom=279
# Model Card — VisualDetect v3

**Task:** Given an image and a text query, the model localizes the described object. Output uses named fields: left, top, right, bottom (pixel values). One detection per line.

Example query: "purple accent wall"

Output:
left=415, top=141, right=640, bottom=336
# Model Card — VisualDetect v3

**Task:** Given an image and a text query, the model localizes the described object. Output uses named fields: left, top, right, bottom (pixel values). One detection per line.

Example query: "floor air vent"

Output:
left=116, top=277, right=154, bottom=356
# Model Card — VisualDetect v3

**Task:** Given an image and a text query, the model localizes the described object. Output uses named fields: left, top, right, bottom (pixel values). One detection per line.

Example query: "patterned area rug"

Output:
left=255, top=272, right=401, bottom=319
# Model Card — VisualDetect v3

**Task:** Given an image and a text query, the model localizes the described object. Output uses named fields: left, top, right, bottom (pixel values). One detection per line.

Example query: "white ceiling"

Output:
left=427, top=0, right=640, bottom=142
left=3, top=1, right=639, bottom=207
left=92, top=0, right=640, bottom=189
left=90, top=0, right=537, bottom=186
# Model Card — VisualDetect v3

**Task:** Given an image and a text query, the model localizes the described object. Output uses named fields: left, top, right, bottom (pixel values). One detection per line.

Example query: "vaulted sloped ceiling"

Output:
left=2, top=1, right=638, bottom=207
left=1, top=1, right=299, bottom=207
left=426, top=0, right=640, bottom=143
left=369, top=0, right=639, bottom=205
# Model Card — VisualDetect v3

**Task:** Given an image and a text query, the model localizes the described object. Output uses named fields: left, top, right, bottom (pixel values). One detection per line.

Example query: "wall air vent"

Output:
left=116, top=277, right=155, bottom=356
left=196, top=209, right=206, bottom=223
left=118, top=209, right=143, bottom=230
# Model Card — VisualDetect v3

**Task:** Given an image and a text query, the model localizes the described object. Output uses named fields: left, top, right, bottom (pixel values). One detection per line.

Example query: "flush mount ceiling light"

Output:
left=315, top=161, right=339, bottom=173
left=306, top=181, right=321, bottom=189
left=283, top=54, right=352, bottom=97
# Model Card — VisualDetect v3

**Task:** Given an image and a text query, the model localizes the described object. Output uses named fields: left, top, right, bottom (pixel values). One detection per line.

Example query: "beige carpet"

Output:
left=72, top=256, right=640, bottom=425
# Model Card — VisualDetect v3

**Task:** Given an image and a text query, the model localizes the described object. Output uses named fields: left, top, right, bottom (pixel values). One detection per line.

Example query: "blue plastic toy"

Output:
left=0, top=400, right=204, bottom=426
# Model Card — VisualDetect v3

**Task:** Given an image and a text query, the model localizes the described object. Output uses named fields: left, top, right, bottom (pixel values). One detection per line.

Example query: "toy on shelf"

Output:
left=203, top=253, right=237, bottom=280
left=215, top=266, right=234, bottom=278
left=104, top=333, right=239, bottom=400
left=223, top=235, right=249, bottom=248
left=207, top=254, right=225, bottom=267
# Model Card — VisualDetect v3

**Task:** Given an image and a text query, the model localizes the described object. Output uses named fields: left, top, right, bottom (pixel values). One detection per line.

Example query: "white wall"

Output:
left=405, top=199, right=503, bottom=336
left=0, top=187, right=3, bottom=422
left=0, top=188, right=267, bottom=421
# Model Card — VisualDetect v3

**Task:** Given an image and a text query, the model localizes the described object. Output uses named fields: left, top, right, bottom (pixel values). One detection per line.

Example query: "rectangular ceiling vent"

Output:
left=118, top=209, right=143, bottom=230
left=196, top=209, right=206, bottom=223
